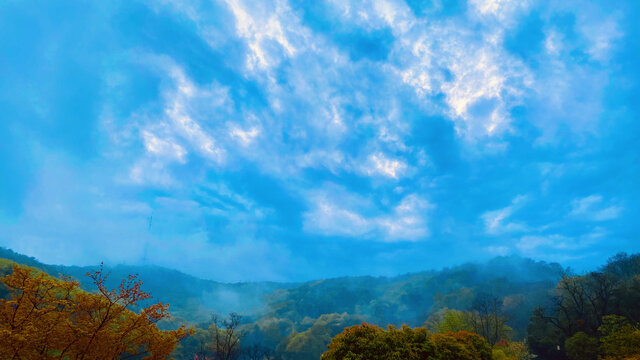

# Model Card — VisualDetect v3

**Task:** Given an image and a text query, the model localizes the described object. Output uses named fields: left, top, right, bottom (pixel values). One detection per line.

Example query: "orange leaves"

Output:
left=85, top=262, right=152, bottom=307
left=0, top=263, right=191, bottom=360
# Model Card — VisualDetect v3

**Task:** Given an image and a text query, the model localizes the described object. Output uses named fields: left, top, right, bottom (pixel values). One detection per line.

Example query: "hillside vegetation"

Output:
left=1, top=247, right=566, bottom=359
left=5, top=248, right=640, bottom=359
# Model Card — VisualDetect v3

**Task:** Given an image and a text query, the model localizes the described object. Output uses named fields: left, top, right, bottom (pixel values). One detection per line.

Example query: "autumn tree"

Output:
left=491, top=339, right=532, bottom=360
left=0, top=262, right=189, bottom=360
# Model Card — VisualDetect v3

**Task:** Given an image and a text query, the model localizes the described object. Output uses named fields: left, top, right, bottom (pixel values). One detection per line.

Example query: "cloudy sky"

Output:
left=1, top=0, right=638, bottom=281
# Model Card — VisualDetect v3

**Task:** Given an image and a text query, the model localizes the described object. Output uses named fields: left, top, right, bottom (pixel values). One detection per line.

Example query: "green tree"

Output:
left=321, top=323, right=492, bottom=360
left=282, top=313, right=364, bottom=359
left=491, top=340, right=531, bottom=360
left=527, top=253, right=640, bottom=360
left=599, top=315, right=640, bottom=360
left=564, top=332, right=599, bottom=360
left=430, top=331, right=492, bottom=360
left=426, top=309, right=473, bottom=333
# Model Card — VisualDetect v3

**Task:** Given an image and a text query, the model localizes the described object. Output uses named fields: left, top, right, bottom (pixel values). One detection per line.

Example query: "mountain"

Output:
left=0, top=247, right=297, bottom=322
left=1, top=247, right=568, bottom=358
left=260, top=256, right=562, bottom=339
left=0, top=247, right=563, bottom=334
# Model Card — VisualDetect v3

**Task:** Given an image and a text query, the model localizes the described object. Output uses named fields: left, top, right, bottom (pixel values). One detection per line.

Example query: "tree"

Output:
left=279, top=313, right=364, bottom=359
left=425, top=309, right=473, bottom=334
left=564, top=332, right=599, bottom=360
left=430, top=331, right=492, bottom=360
left=527, top=307, right=566, bottom=360
left=527, top=253, right=640, bottom=359
left=491, top=340, right=533, bottom=360
left=0, top=262, right=190, bottom=360
left=321, top=323, right=492, bottom=360
left=467, top=293, right=512, bottom=345
left=599, top=315, right=640, bottom=360
left=171, top=326, right=213, bottom=360
left=209, top=312, right=244, bottom=360
left=321, top=323, right=434, bottom=360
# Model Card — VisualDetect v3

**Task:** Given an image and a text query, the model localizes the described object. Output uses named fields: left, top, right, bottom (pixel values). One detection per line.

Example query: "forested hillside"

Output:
left=0, top=247, right=297, bottom=323
left=1, top=247, right=566, bottom=359
left=0, top=248, right=561, bottom=331
left=4, top=249, right=640, bottom=359
left=262, top=256, right=561, bottom=332
left=229, top=257, right=562, bottom=358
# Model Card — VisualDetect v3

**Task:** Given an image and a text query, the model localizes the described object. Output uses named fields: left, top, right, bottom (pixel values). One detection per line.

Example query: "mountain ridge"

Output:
left=0, top=246, right=564, bottom=327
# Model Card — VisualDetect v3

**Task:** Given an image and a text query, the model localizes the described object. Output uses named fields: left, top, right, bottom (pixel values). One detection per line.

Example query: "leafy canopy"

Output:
left=0, top=262, right=190, bottom=360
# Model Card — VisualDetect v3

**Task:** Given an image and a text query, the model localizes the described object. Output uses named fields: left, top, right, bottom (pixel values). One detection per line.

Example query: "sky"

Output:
left=0, top=0, right=639, bottom=282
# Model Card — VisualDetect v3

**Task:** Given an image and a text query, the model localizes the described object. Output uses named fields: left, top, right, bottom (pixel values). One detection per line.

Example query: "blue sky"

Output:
left=1, top=0, right=638, bottom=281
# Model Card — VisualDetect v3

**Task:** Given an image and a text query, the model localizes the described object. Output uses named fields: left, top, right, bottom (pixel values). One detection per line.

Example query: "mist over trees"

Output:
left=2, top=249, right=640, bottom=359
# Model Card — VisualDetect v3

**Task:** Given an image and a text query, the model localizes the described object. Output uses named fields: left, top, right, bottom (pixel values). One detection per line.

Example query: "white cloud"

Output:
left=471, top=0, right=509, bottom=16
left=583, top=18, right=622, bottom=62
left=128, top=160, right=177, bottom=187
left=395, top=19, right=532, bottom=140
left=482, top=195, right=528, bottom=235
left=469, top=0, right=528, bottom=21
left=225, top=0, right=301, bottom=70
left=164, top=69, right=225, bottom=162
left=120, top=61, right=233, bottom=186
left=517, top=234, right=567, bottom=252
left=230, top=126, right=260, bottom=146
left=372, top=0, right=414, bottom=34
left=325, top=0, right=415, bottom=34
left=570, top=195, right=623, bottom=221
left=305, top=200, right=374, bottom=237
left=516, top=229, right=605, bottom=257
left=295, top=150, right=348, bottom=175
left=363, top=152, right=408, bottom=179
left=378, top=194, right=432, bottom=240
left=442, top=48, right=512, bottom=135
left=544, top=29, right=563, bottom=56
left=294, top=149, right=411, bottom=180
left=574, top=8, right=623, bottom=63
left=303, top=185, right=431, bottom=241
left=141, top=130, right=187, bottom=163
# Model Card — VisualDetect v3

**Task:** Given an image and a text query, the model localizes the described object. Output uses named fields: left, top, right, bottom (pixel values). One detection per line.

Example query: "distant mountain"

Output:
left=261, top=256, right=563, bottom=339
left=0, top=247, right=563, bottom=339
left=0, top=247, right=297, bottom=322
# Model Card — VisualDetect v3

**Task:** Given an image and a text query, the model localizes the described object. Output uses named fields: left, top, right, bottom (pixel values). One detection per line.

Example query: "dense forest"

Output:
left=2, top=247, right=640, bottom=359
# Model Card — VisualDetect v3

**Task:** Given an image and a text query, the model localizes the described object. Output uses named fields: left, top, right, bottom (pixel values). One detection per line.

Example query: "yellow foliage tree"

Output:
left=0, top=263, right=190, bottom=360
